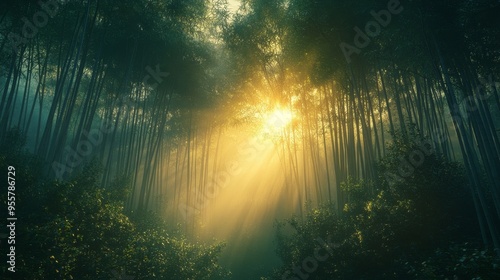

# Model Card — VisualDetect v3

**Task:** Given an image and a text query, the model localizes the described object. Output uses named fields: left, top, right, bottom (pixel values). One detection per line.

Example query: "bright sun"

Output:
left=262, top=108, right=294, bottom=134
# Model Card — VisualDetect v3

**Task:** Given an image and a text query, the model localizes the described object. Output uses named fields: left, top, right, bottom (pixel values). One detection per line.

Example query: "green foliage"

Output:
left=0, top=132, right=229, bottom=280
left=406, top=242, right=500, bottom=279
left=269, top=134, right=497, bottom=279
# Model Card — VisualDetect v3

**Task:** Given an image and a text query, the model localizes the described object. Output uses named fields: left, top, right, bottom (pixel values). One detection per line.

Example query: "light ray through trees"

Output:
left=0, top=0, right=499, bottom=278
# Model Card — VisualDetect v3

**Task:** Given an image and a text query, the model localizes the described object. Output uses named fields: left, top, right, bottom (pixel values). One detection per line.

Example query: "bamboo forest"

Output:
left=1, top=0, right=500, bottom=279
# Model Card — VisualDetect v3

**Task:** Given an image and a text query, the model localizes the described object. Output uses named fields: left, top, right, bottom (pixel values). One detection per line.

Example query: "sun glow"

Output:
left=263, top=108, right=294, bottom=134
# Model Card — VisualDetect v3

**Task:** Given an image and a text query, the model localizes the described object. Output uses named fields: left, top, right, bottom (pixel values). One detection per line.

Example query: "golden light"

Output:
left=262, top=108, right=294, bottom=134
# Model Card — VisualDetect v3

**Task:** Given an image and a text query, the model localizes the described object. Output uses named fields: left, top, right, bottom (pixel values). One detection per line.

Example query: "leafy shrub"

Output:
left=0, top=130, right=229, bottom=280
left=268, top=132, right=496, bottom=280
left=405, top=242, right=500, bottom=279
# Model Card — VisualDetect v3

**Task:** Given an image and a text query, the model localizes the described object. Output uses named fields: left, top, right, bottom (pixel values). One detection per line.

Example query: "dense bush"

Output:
left=405, top=242, right=500, bottom=279
left=0, top=130, right=229, bottom=280
left=268, top=132, right=498, bottom=280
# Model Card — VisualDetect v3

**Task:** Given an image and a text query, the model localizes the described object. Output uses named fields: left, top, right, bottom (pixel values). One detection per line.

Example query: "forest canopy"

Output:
left=0, top=0, right=499, bottom=279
